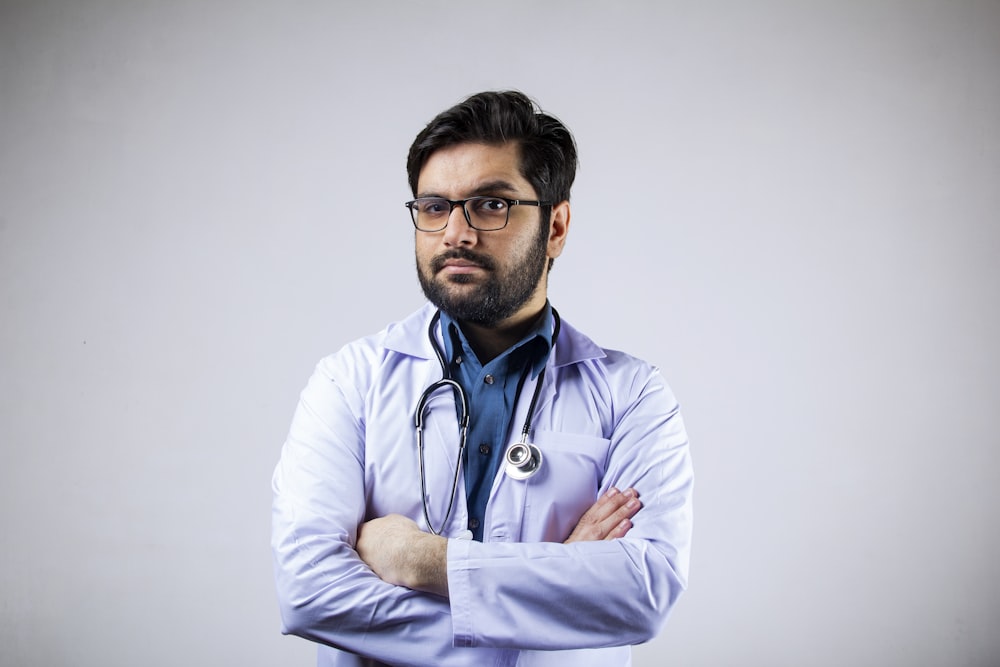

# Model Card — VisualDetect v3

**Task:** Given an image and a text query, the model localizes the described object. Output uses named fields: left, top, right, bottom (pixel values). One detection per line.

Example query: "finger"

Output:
left=585, top=487, right=638, bottom=523
left=604, top=517, right=633, bottom=541
left=596, top=491, right=641, bottom=538
left=565, top=488, right=642, bottom=543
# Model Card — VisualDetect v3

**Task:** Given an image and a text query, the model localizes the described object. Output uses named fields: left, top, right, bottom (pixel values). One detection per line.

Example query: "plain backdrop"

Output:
left=1, top=1, right=998, bottom=666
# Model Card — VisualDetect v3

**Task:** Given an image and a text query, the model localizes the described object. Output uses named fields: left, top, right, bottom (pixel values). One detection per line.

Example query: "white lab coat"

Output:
left=272, top=303, right=693, bottom=666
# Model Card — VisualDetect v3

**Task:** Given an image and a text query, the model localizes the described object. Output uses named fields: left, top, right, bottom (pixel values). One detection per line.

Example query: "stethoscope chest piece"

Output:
left=504, top=441, right=543, bottom=480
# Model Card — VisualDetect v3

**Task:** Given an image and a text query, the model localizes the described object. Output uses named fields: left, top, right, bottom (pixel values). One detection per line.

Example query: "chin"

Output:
left=444, top=274, right=477, bottom=285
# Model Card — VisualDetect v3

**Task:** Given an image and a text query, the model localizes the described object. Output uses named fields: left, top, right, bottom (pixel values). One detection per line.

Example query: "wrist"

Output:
left=406, top=532, right=449, bottom=597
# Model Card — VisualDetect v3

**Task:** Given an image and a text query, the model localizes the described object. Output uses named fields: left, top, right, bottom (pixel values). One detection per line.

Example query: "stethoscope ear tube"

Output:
left=415, top=378, right=469, bottom=536
left=414, top=310, right=470, bottom=535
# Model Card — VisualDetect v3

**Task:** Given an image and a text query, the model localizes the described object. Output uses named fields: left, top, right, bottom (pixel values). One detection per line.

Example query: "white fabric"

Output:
left=272, top=303, right=693, bottom=666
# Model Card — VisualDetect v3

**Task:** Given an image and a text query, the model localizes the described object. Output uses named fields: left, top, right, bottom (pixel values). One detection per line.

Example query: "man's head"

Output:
left=408, top=92, right=577, bottom=329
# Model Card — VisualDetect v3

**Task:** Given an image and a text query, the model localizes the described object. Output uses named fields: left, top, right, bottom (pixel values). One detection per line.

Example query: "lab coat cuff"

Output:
left=446, top=537, right=474, bottom=647
left=447, top=540, right=521, bottom=666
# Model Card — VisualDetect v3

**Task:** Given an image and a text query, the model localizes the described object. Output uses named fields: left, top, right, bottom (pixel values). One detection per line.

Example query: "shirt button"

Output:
left=479, top=443, right=490, bottom=455
left=469, top=518, right=480, bottom=530
left=454, top=355, right=462, bottom=365
left=484, top=374, right=495, bottom=385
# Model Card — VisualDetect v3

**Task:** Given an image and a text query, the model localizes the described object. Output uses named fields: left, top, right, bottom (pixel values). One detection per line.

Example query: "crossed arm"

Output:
left=356, top=487, right=643, bottom=596
left=274, top=352, right=692, bottom=660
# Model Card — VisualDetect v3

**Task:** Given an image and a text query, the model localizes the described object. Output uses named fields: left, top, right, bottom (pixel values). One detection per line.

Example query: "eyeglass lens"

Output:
left=410, top=197, right=510, bottom=231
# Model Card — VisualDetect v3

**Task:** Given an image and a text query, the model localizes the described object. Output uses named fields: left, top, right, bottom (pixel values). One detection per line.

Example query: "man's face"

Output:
left=414, top=142, right=554, bottom=327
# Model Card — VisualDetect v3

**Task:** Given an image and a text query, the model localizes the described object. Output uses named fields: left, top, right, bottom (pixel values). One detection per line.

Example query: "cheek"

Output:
left=415, top=239, right=435, bottom=264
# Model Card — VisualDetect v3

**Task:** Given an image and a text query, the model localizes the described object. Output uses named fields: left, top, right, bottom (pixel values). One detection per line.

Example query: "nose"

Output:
left=441, top=203, right=477, bottom=247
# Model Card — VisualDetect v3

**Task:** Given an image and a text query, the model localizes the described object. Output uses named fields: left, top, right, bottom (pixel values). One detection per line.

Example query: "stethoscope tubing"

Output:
left=414, top=309, right=559, bottom=535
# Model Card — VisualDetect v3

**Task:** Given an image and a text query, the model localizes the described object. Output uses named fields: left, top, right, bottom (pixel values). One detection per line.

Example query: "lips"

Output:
left=442, top=259, right=481, bottom=271
left=431, top=251, right=493, bottom=274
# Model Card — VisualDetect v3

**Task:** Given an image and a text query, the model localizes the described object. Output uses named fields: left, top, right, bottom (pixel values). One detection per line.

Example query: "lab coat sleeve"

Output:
left=446, top=364, right=693, bottom=649
left=271, top=352, right=514, bottom=667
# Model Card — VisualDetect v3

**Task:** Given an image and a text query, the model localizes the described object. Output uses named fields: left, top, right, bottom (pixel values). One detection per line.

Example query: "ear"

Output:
left=546, top=201, right=571, bottom=260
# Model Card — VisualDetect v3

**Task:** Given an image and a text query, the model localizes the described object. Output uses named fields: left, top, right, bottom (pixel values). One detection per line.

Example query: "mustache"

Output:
left=430, top=249, right=496, bottom=273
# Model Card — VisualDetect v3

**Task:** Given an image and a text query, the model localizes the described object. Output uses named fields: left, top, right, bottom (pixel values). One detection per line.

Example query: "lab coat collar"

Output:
left=383, top=303, right=606, bottom=368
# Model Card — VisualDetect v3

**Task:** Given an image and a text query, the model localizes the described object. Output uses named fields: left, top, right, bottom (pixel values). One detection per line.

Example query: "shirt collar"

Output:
left=439, top=303, right=554, bottom=379
left=382, top=302, right=605, bottom=369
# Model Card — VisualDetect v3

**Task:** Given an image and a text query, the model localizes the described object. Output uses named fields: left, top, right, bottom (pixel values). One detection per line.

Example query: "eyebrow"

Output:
left=417, top=180, right=521, bottom=199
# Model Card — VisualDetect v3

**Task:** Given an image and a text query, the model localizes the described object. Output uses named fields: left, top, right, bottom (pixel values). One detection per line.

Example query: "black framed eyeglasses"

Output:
left=405, top=196, right=551, bottom=232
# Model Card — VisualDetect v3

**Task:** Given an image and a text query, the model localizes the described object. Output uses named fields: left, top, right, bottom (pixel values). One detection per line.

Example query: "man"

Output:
left=272, top=91, right=693, bottom=666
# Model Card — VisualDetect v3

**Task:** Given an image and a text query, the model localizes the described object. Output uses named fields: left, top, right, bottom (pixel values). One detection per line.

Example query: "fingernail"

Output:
left=623, top=488, right=635, bottom=498
left=606, top=487, right=620, bottom=497
left=627, top=498, right=639, bottom=509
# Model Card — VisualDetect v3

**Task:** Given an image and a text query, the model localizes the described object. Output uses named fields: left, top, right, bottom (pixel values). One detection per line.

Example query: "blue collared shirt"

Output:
left=439, top=305, right=554, bottom=541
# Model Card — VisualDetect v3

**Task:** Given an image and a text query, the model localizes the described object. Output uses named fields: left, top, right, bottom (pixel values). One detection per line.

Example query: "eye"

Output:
left=417, top=198, right=449, bottom=216
left=471, top=197, right=508, bottom=215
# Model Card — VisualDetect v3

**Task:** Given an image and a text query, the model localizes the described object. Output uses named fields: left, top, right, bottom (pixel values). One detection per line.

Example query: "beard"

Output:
left=417, top=223, right=549, bottom=327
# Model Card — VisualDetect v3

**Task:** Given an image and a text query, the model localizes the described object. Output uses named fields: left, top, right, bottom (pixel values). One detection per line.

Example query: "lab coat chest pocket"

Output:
left=520, top=430, right=611, bottom=542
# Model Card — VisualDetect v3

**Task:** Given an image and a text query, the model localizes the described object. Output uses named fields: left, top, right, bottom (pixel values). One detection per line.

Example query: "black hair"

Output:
left=406, top=91, right=578, bottom=205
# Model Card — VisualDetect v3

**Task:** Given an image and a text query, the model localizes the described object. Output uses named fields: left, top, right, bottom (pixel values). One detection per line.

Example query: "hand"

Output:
left=564, top=487, right=642, bottom=543
left=356, top=514, right=449, bottom=596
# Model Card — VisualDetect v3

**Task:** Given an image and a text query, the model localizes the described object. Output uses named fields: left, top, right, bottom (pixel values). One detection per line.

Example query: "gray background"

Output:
left=2, top=1, right=998, bottom=666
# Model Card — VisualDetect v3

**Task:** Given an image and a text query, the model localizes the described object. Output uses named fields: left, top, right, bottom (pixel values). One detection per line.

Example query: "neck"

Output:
left=459, top=302, right=547, bottom=364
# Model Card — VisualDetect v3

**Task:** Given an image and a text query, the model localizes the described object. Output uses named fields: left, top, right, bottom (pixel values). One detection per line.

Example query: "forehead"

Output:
left=416, top=142, right=533, bottom=197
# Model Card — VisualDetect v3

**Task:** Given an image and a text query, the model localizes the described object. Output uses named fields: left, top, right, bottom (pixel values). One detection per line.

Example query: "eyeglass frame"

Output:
left=404, top=196, right=553, bottom=232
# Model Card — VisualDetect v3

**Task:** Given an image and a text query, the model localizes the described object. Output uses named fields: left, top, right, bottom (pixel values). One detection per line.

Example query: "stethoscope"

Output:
left=414, top=309, right=560, bottom=535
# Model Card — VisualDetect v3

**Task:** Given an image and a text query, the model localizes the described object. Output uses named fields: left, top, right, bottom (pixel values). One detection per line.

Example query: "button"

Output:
left=469, top=517, right=480, bottom=530
left=484, top=374, right=494, bottom=385
left=479, top=443, right=490, bottom=455
left=454, top=355, right=462, bottom=365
